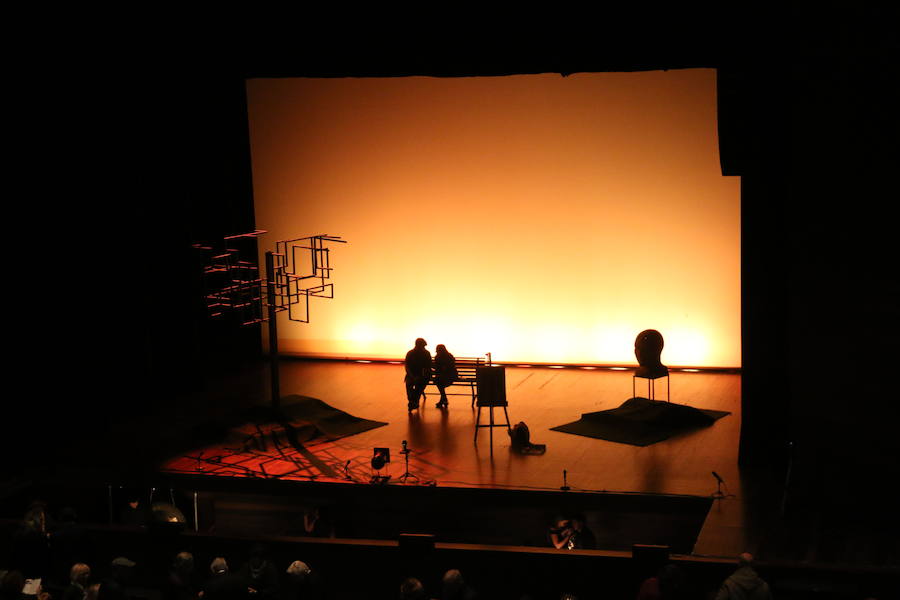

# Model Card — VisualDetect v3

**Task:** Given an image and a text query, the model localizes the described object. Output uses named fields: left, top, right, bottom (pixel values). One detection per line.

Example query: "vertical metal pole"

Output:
left=193, top=491, right=199, bottom=532
left=265, top=251, right=281, bottom=412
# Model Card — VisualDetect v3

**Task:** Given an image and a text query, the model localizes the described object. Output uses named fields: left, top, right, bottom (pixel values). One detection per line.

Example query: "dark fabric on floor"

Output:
left=279, top=394, right=389, bottom=440
left=550, top=397, right=730, bottom=446
left=227, top=395, right=388, bottom=446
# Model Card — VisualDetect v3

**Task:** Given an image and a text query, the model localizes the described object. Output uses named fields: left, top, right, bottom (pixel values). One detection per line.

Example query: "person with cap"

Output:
left=97, top=557, right=135, bottom=600
left=714, top=553, right=772, bottom=600
left=404, top=338, right=432, bottom=411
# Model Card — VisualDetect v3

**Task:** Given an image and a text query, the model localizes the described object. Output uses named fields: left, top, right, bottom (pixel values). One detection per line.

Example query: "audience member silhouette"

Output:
left=49, top=507, right=90, bottom=586
left=0, top=571, right=27, bottom=600
left=118, top=491, right=147, bottom=527
left=714, top=553, right=772, bottom=600
left=163, top=552, right=196, bottom=600
left=301, top=507, right=334, bottom=538
left=237, top=545, right=278, bottom=600
left=548, top=515, right=595, bottom=550
left=404, top=338, right=432, bottom=411
left=636, top=563, right=687, bottom=600
left=97, top=557, right=135, bottom=600
left=11, top=502, right=49, bottom=579
left=433, top=344, right=459, bottom=408
left=281, top=561, right=321, bottom=600
left=62, top=564, right=92, bottom=600
left=398, top=578, right=425, bottom=600
left=440, top=569, right=475, bottom=600
left=200, top=558, right=246, bottom=600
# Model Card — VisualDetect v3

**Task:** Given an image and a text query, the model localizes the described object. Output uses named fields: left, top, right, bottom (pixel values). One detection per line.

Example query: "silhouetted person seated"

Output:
left=163, top=552, right=196, bottom=600
left=11, top=502, right=50, bottom=580
left=433, top=344, right=458, bottom=408
left=49, top=507, right=90, bottom=586
left=117, top=492, right=147, bottom=528
left=301, top=507, right=334, bottom=538
left=714, top=553, right=772, bottom=600
left=636, top=563, right=687, bottom=600
left=200, top=558, right=246, bottom=600
left=440, top=569, right=475, bottom=600
left=62, top=564, right=91, bottom=600
left=548, top=515, right=595, bottom=550
left=398, top=578, right=425, bottom=600
left=237, top=545, right=278, bottom=600
left=404, top=338, right=432, bottom=411
left=97, top=557, right=136, bottom=600
left=1, top=571, right=27, bottom=600
left=634, top=330, right=668, bottom=379
left=281, top=562, right=321, bottom=600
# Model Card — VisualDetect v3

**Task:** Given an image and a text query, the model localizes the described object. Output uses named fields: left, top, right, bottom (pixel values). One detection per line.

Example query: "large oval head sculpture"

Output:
left=634, top=329, right=668, bottom=378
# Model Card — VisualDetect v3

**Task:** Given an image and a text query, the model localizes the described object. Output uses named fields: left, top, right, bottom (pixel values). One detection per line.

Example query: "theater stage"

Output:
left=157, top=359, right=759, bottom=559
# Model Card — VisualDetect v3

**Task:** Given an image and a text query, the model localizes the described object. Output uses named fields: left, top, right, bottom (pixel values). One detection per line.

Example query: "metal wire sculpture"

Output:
left=193, top=231, right=346, bottom=325
left=193, top=231, right=347, bottom=410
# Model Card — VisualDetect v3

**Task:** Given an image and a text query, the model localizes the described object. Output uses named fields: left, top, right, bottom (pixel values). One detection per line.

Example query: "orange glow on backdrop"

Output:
left=246, top=70, right=740, bottom=367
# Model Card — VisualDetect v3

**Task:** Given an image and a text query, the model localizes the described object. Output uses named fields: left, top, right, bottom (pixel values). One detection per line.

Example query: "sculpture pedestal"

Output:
left=633, top=372, right=670, bottom=402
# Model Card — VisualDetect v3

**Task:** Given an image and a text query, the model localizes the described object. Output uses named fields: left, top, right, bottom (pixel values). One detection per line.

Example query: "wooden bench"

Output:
left=421, top=355, right=489, bottom=407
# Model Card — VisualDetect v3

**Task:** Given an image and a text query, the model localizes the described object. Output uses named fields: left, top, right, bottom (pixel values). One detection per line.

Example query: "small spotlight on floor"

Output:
left=370, top=448, right=391, bottom=485
left=371, top=447, right=390, bottom=470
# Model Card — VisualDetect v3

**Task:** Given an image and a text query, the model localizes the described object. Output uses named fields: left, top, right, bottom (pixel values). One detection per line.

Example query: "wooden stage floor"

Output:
left=161, top=360, right=759, bottom=559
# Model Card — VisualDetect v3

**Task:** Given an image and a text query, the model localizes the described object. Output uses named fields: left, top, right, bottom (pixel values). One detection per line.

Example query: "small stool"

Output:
left=633, top=373, right=670, bottom=402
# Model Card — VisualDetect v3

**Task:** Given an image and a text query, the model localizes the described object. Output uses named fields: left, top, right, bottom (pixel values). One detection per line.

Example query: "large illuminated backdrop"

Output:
left=246, top=69, right=740, bottom=367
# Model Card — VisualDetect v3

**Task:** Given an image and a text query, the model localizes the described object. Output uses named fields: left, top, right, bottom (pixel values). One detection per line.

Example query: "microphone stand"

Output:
left=711, top=471, right=733, bottom=499
left=398, top=441, right=419, bottom=484
left=560, top=469, right=571, bottom=491
left=712, top=479, right=725, bottom=499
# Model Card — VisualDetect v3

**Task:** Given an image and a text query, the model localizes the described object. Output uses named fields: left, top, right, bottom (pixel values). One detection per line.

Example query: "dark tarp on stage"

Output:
left=551, top=397, right=730, bottom=446
left=227, top=395, right=388, bottom=446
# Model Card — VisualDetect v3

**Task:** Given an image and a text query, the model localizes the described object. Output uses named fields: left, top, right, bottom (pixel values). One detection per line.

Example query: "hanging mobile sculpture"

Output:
left=193, top=231, right=347, bottom=410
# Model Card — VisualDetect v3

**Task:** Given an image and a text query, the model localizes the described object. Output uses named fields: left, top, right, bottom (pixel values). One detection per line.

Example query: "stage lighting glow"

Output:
left=247, top=69, right=740, bottom=367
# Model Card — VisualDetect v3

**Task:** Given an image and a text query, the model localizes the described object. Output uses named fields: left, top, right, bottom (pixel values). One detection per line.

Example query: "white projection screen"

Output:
left=246, top=69, right=740, bottom=368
